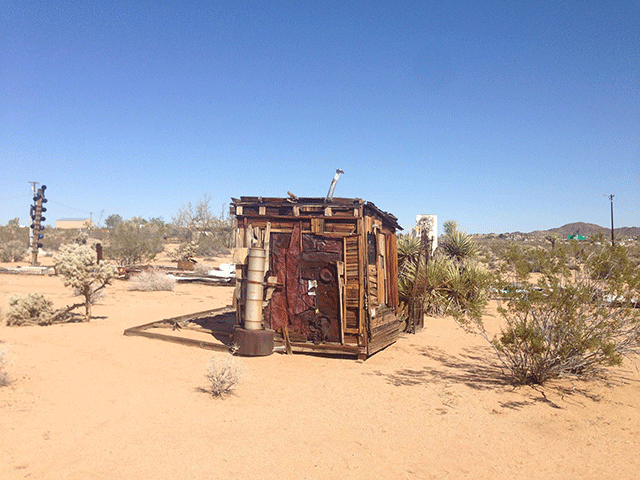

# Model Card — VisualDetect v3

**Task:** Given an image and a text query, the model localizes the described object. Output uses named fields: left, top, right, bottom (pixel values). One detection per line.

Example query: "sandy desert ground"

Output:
left=1, top=255, right=640, bottom=480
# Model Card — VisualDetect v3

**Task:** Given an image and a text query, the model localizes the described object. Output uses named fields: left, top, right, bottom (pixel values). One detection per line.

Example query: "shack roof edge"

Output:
left=231, top=196, right=403, bottom=231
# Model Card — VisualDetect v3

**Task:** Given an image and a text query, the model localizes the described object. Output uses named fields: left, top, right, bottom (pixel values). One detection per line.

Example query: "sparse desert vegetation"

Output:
left=400, top=222, right=640, bottom=385
left=0, top=342, right=9, bottom=386
left=5, top=292, right=56, bottom=326
left=128, top=269, right=176, bottom=291
left=2, top=214, right=640, bottom=478
left=204, top=351, right=243, bottom=398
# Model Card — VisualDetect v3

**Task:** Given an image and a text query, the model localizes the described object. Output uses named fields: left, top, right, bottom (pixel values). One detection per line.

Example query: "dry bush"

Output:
left=6, top=292, right=55, bottom=326
left=0, top=342, right=9, bottom=386
left=0, top=240, right=28, bottom=262
left=128, top=269, right=176, bottom=291
left=205, top=352, right=243, bottom=398
left=194, top=263, right=213, bottom=275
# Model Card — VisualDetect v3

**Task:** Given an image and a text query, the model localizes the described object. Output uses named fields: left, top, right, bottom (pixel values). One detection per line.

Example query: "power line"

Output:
left=48, top=200, right=92, bottom=215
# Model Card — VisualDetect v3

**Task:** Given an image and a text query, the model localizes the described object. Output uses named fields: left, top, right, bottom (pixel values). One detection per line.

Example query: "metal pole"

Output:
left=609, top=194, right=615, bottom=247
left=28, top=182, right=38, bottom=264
left=27, top=182, right=40, bottom=253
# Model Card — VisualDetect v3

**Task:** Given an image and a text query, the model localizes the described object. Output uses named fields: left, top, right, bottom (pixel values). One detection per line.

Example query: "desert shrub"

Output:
left=41, top=229, right=82, bottom=251
left=0, top=240, right=28, bottom=262
left=106, top=218, right=166, bottom=265
left=398, top=223, right=490, bottom=323
left=485, top=245, right=640, bottom=385
left=196, top=231, right=233, bottom=257
left=194, top=263, right=214, bottom=275
left=54, top=243, right=118, bottom=321
left=169, top=241, right=198, bottom=262
left=6, top=292, right=54, bottom=326
left=440, top=223, right=479, bottom=262
left=172, top=195, right=235, bottom=254
left=205, top=352, right=243, bottom=398
left=0, top=342, right=9, bottom=386
left=0, top=221, right=27, bottom=246
left=104, top=214, right=123, bottom=229
left=128, top=269, right=176, bottom=291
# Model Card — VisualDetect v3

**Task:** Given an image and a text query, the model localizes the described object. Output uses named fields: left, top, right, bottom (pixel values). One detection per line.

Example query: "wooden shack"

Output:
left=230, top=196, right=403, bottom=358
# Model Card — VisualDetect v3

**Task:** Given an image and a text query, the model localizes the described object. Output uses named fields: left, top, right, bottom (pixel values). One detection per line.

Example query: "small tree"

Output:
left=54, top=243, right=118, bottom=321
left=104, top=214, right=123, bottom=229
left=172, top=195, right=235, bottom=253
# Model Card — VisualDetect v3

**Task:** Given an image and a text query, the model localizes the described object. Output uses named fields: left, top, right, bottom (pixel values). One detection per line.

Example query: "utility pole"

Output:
left=609, top=194, right=615, bottom=247
left=28, top=182, right=39, bottom=257
left=30, top=185, right=48, bottom=265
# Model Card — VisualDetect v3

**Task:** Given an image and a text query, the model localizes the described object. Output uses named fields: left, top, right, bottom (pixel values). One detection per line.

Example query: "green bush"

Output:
left=0, top=240, right=28, bottom=262
left=106, top=218, right=166, bottom=265
left=398, top=223, right=490, bottom=323
left=487, top=245, right=640, bottom=384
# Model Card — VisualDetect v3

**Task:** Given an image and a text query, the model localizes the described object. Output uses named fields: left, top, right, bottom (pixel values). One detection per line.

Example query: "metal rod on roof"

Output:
left=326, top=169, right=344, bottom=202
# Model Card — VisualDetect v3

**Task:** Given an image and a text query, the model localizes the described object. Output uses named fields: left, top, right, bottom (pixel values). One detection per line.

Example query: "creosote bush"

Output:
left=0, top=240, right=28, bottom=262
left=205, top=352, right=243, bottom=398
left=106, top=218, right=166, bottom=265
left=128, top=269, right=176, bottom=291
left=482, top=244, right=640, bottom=385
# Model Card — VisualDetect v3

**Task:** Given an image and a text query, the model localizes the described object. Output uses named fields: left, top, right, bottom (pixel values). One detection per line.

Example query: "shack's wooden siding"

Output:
left=231, top=196, right=402, bottom=358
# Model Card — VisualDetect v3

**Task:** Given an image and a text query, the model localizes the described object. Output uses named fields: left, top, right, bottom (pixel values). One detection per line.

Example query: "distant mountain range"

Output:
left=526, top=223, right=640, bottom=238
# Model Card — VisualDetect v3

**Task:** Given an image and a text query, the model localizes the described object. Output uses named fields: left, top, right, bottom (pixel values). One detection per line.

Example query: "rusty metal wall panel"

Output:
left=264, top=226, right=343, bottom=344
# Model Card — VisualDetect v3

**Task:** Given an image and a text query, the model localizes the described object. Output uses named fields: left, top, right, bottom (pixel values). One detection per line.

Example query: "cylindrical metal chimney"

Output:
left=244, top=247, right=266, bottom=330
left=326, top=169, right=344, bottom=201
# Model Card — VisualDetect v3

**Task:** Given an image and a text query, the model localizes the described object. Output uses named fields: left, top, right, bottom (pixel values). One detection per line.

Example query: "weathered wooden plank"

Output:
left=273, top=340, right=364, bottom=356
left=123, top=328, right=232, bottom=352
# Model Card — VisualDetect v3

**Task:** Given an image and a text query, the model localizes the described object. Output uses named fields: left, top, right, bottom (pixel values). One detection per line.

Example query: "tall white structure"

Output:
left=415, top=214, right=438, bottom=255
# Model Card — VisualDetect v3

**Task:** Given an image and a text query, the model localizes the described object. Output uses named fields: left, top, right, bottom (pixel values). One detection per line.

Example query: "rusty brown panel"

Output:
left=299, top=233, right=344, bottom=344
left=302, top=234, right=342, bottom=253
left=285, top=224, right=307, bottom=333
left=263, top=232, right=290, bottom=332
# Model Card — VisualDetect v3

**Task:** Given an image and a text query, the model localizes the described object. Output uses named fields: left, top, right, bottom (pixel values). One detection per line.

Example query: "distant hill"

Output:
left=529, top=223, right=640, bottom=238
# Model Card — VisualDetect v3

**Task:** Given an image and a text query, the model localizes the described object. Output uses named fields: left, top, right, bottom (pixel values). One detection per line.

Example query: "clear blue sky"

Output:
left=2, top=0, right=638, bottom=234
